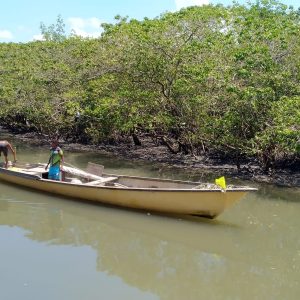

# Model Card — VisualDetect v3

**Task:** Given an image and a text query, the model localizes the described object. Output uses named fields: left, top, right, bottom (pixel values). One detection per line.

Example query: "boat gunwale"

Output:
left=0, top=167, right=258, bottom=193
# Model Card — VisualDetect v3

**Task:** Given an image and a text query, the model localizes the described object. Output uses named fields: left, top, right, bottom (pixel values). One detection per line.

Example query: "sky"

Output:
left=0, top=0, right=299, bottom=43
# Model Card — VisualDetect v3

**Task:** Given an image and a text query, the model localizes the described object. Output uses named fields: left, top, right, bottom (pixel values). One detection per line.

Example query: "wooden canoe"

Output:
left=0, top=162, right=257, bottom=218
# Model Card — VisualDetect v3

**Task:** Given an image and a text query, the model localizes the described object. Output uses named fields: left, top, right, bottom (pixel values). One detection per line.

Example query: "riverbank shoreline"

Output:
left=4, top=130, right=300, bottom=187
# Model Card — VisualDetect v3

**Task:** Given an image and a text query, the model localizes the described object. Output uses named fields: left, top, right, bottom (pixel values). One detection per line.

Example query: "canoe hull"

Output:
left=0, top=168, right=250, bottom=218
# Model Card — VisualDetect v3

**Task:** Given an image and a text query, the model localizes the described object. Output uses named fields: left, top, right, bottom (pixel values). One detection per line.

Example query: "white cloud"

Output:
left=0, top=29, right=13, bottom=40
left=68, top=17, right=103, bottom=38
left=32, top=34, right=45, bottom=41
left=175, top=0, right=209, bottom=10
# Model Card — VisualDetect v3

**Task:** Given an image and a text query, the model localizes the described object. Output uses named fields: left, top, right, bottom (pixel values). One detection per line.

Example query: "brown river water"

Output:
left=0, top=140, right=299, bottom=300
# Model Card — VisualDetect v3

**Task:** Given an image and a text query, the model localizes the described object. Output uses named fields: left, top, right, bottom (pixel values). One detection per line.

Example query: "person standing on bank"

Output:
left=45, top=140, right=64, bottom=181
left=0, top=140, right=17, bottom=168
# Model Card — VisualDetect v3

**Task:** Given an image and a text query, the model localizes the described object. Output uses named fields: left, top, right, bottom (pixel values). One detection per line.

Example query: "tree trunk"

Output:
left=132, top=133, right=142, bottom=146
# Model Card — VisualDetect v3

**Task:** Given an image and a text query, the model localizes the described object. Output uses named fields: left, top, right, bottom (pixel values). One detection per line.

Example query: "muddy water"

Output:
left=0, top=141, right=299, bottom=300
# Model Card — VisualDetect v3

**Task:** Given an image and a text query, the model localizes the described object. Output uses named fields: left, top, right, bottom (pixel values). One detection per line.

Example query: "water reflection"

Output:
left=0, top=138, right=300, bottom=299
left=0, top=179, right=299, bottom=300
left=257, top=184, right=300, bottom=203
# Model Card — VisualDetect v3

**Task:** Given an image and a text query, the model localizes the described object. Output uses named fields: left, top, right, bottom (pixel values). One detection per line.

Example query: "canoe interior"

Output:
left=1, top=162, right=255, bottom=192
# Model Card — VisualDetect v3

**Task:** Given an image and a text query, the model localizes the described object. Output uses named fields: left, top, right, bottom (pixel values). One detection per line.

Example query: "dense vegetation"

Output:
left=0, top=1, right=299, bottom=172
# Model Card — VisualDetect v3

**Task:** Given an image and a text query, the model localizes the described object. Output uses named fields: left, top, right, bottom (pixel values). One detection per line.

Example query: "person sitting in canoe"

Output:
left=45, top=140, right=64, bottom=180
left=0, top=140, right=17, bottom=168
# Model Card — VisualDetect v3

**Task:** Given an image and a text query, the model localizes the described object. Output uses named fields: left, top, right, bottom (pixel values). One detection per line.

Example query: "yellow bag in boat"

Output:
left=215, top=176, right=226, bottom=189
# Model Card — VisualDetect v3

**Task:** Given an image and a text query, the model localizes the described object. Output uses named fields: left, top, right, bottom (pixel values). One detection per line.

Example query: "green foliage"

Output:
left=0, top=0, right=299, bottom=170
left=253, top=96, right=300, bottom=170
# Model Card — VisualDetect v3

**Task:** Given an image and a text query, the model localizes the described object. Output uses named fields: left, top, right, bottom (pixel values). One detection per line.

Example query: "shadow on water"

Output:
left=0, top=177, right=240, bottom=229
left=257, top=184, right=300, bottom=203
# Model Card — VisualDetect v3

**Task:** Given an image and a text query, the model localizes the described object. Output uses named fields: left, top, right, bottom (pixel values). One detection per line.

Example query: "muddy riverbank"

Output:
left=3, top=130, right=300, bottom=187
